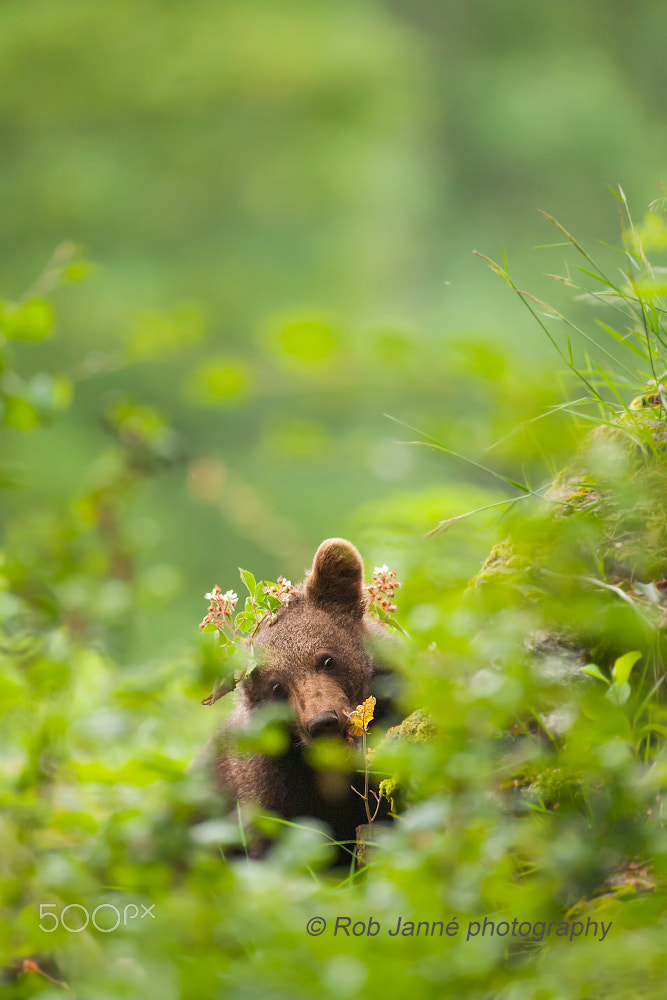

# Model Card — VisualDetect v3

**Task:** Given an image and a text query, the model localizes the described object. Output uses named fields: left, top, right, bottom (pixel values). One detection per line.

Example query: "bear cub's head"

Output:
left=240, top=538, right=378, bottom=745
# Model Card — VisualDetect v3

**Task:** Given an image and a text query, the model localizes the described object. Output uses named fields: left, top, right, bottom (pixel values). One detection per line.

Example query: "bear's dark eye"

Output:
left=318, top=654, right=336, bottom=671
left=271, top=682, right=287, bottom=699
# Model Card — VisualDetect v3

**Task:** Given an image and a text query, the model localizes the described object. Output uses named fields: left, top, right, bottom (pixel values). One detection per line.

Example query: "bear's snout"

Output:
left=307, top=710, right=344, bottom=739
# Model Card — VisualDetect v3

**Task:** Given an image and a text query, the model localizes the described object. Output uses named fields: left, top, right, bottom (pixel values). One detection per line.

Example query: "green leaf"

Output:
left=244, top=650, right=257, bottom=676
left=239, top=568, right=257, bottom=596
left=64, top=259, right=96, bottom=284
left=235, top=612, right=256, bottom=631
left=635, top=722, right=667, bottom=742
left=581, top=664, right=609, bottom=684
left=187, top=357, right=252, bottom=406
left=3, top=395, right=40, bottom=429
left=271, top=316, right=339, bottom=364
left=612, top=650, right=642, bottom=688
left=201, top=622, right=217, bottom=633
left=379, top=614, right=410, bottom=638
left=605, top=681, right=631, bottom=706
left=595, top=319, right=649, bottom=360
left=1, top=299, right=55, bottom=340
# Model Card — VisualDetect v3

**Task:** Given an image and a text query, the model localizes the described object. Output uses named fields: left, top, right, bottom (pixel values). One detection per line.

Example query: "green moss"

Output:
left=377, top=776, right=399, bottom=815
left=548, top=472, right=601, bottom=516
left=375, top=710, right=436, bottom=816
left=468, top=538, right=535, bottom=597
left=383, top=708, right=437, bottom=743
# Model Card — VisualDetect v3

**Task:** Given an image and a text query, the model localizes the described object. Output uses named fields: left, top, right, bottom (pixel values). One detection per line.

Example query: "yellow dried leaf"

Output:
left=344, top=695, right=376, bottom=736
left=345, top=715, right=364, bottom=738
left=360, top=695, right=376, bottom=726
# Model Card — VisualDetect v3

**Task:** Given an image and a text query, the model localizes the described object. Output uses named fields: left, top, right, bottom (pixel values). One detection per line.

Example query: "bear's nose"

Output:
left=307, top=710, right=342, bottom=739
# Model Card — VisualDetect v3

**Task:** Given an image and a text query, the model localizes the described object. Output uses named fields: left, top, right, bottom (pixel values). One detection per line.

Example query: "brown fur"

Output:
left=212, top=538, right=393, bottom=857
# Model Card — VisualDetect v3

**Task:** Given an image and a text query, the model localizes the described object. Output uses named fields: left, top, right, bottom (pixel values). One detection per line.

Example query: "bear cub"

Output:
left=212, top=538, right=396, bottom=858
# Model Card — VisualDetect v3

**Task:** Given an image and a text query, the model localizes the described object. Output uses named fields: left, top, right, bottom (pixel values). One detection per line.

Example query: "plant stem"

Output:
left=362, top=729, right=372, bottom=826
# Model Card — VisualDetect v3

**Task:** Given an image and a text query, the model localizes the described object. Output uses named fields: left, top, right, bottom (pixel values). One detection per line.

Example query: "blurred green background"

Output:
left=5, top=5, right=667, bottom=999
left=1, top=0, right=667, bottom=657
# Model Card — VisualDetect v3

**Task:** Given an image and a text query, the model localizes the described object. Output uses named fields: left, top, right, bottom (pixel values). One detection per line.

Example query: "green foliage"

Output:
left=0, top=250, right=75, bottom=431
left=3, top=200, right=667, bottom=999
left=3, top=2, right=667, bottom=993
left=197, top=571, right=294, bottom=702
left=5, top=0, right=667, bottom=664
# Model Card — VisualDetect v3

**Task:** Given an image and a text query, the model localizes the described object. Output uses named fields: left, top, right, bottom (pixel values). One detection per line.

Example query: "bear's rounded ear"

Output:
left=306, top=538, right=365, bottom=618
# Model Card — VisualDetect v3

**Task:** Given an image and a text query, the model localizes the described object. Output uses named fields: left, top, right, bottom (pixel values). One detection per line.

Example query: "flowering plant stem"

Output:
left=346, top=696, right=383, bottom=829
